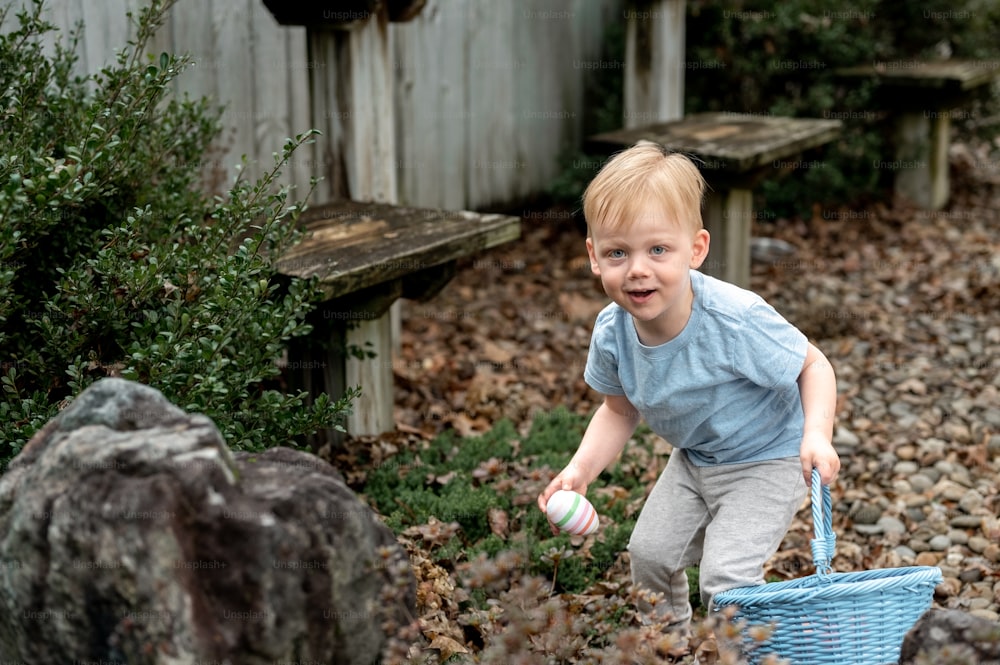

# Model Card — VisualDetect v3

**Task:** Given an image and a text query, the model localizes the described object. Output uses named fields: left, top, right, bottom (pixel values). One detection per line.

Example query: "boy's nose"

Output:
left=627, top=256, right=651, bottom=279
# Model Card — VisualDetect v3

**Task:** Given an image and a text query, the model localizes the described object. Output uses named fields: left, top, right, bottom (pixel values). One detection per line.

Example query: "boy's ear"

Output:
left=689, top=229, right=711, bottom=269
left=585, top=237, right=601, bottom=275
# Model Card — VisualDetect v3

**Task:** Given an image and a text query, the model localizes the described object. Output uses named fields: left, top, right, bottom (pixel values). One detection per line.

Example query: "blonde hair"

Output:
left=583, top=141, right=706, bottom=236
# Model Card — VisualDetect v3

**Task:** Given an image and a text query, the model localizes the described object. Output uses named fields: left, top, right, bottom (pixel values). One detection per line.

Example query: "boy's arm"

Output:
left=537, top=394, right=639, bottom=515
left=798, top=342, right=841, bottom=486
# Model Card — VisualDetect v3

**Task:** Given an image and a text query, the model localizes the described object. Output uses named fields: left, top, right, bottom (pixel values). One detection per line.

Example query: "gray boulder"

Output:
left=0, top=378, right=413, bottom=664
left=897, top=608, right=1000, bottom=664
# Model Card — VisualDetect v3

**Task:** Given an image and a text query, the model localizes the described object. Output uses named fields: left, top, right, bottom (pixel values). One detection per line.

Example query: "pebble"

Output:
left=917, top=437, right=947, bottom=457
left=934, top=479, right=969, bottom=502
left=969, top=536, right=990, bottom=554
left=877, top=516, right=907, bottom=534
left=968, top=597, right=992, bottom=611
left=850, top=502, right=883, bottom=525
left=895, top=444, right=917, bottom=461
left=854, top=524, right=883, bottom=536
left=894, top=545, right=917, bottom=560
left=936, top=577, right=962, bottom=597
left=947, top=529, right=969, bottom=545
left=833, top=427, right=860, bottom=447
left=919, top=465, right=943, bottom=483
left=916, top=551, right=941, bottom=566
left=960, top=568, right=984, bottom=583
left=909, top=474, right=935, bottom=492
left=939, top=564, right=962, bottom=579
left=951, top=515, right=985, bottom=529
left=970, top=609, right=1000, bottom=622
left=893, top=460, right=919, bottom=475
left=959, top=490, right=984, bottom=514
left=891, top=479, right=912, bottom=493
left=945, top=550, right=965, bottom=567
left=929, top=535, right=952, bottom=551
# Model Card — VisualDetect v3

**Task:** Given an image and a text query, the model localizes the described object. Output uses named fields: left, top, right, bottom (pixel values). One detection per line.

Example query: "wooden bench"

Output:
left=275, top=200, right=520, bottom=442
left=837, top=60, right=1000, bottom=210
left=587, top=112, right=842, bottom=288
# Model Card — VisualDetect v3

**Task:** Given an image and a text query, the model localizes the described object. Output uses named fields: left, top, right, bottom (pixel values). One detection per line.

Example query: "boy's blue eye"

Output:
left=650, top=246, right=667, bottom=255
left=609, top=249, right=626, bottom=259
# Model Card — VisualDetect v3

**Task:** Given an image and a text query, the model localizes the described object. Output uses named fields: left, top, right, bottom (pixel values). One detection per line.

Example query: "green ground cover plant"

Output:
left=362, top=407, right=654, bottom=595
left=363, top=409, right=768, bottom=663
left=0, top=0, right=357, bottom=469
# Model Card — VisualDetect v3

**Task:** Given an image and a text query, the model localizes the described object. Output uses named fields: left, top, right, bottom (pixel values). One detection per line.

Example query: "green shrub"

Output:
left=0, top=0, right=357, bottom=469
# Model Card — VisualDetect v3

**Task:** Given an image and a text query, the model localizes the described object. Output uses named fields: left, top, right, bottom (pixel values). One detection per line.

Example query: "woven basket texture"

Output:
left=712, top=469, right=942, bottom=665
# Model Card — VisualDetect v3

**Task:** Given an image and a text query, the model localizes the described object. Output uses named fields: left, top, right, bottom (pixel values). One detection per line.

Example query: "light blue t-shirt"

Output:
left=584, top=269, right=808, bottom=466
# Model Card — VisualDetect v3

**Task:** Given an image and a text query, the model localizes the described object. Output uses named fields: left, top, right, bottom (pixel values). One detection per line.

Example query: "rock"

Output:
left=0, top=378, right=414, bottom=665
left=854, top=523, right=884, bottom=536
left=951, top=515, right=986, bottom=529
left=947, top=529, right=970, bottom=545
left=970, top=609, right=1000, bottom=622
left=915, top=551, right=940, bottom=566
left=958, top=489, right=985, bottom=514
left=850, top=502, right=883, bottom=525
left=969, top=536, right=991, bottom=554
left=899, top=609, right=1000, bottom=664
left=968, top=597, right=993, bottom=611
left=959, top=568, right=983, bottom=583
left=929, top=534, right=952, bottom=551
left=877, top=515, right=907, bottom=535
left=933, top=478, right=970, bottom=502
left=833, top=426, right=860, bottom=448
left=936, top=577, right=962, bottom=598
left=908, top=473, right=934, bottom=492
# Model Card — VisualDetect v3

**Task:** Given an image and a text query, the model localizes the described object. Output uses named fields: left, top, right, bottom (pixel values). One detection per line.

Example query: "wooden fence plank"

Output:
left=393, top=0, right=468, bottom=209
left=20, top=0, right=626, bottom=218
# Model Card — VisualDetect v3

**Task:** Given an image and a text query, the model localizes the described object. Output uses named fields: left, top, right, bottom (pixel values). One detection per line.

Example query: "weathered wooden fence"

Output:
left=22, top=0, right=623, bottom=210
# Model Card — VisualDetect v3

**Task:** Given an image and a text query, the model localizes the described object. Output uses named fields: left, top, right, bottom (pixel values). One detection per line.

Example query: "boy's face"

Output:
left=586, top=203, right=710, bottom=344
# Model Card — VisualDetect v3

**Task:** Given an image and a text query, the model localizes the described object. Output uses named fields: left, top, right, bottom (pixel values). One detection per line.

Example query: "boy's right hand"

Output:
left=537, top=463, right=590, bottom=535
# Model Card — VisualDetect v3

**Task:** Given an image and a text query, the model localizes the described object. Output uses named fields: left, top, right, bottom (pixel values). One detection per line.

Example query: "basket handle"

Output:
left=810, top=467, right=836, bottom=579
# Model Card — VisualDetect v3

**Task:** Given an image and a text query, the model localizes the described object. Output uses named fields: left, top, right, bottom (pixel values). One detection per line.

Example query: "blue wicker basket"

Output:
left=711, top=469, right=942, bottom=665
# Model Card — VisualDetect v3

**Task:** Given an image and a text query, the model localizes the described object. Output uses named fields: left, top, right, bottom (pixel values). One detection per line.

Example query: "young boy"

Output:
left=537, top=142, right=841, bottom=636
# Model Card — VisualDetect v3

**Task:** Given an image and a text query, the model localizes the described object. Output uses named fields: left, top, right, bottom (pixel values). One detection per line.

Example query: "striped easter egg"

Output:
left=545, top=489, right=599, bottom=536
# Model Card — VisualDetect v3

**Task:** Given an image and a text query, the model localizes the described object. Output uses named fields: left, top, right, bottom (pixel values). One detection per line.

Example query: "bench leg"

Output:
left=344, top=312, right=395, bottom=436
left=894, top=110, right=950, bottom=210
left=702, top=187, right=752, bottom=288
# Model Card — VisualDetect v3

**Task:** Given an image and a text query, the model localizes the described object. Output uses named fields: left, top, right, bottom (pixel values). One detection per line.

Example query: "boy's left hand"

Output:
left=800, top=430, right=840, bottom=486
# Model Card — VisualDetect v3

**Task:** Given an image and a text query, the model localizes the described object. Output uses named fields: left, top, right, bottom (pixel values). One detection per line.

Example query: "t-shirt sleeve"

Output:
left=730, top=301, right=808, bottom=390
left=583, top=308, right=626, bottom=396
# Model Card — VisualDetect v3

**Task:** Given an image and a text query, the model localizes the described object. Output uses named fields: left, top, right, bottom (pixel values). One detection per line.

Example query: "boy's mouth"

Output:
left=627, top=289, right=655, bottom=303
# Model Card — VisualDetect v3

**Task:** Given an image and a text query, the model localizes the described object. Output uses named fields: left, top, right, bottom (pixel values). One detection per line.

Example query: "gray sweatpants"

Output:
left=628, top=450, right=807, bottom=628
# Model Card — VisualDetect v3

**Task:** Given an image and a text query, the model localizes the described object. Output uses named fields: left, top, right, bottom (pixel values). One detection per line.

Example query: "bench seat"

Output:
left=837, top=60, right=1000, bottom=210
left=276, top=200, right=520, bottom=441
